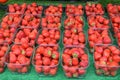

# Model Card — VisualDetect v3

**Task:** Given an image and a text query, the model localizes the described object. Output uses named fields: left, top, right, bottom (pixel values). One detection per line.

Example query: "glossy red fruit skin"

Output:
left=94, top=45, right=120, bottom=76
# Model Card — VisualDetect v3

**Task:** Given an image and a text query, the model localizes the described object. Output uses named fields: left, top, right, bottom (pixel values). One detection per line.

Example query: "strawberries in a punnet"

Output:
left=94, top=45, right=120, bottom=76
left=14, top=28, right=38, bottom=45
left=8, top=3, right=27, bottom=14
left=66, top=4, right=83, bottom=16
left=88, top=29, right=112, bottom=49
left=21, top=15, right=40, bottom=29
left=41, top=16, right=61, bottom=29
left=85, top=3, right=104, bottom=16
left=110, top=15, right=120, bottom=34
left=25, top=2, right=43, bottom=15
left=0, top=44, right=9, bottom=73
left=62, top=47, right=89, bottom=78
left=115, top=30, right=120, bottom=47
left=64, top=16, right=84, bottom=29
left=6, top=44, right=33, bottom=73
left=1, top=14, right=22, bottom=29
left=33, top=45, right=59, bottom=76
left=37, top=29, right=60, bottom=45
left=107, top=4, right=120, bottom=18
left=63, top=28, right=85, bottom=47
left=45, top=4, right=62, bottom=17
left=88, top=15, right=109, bottom=29
left=0, top=27, right=16, bottom=44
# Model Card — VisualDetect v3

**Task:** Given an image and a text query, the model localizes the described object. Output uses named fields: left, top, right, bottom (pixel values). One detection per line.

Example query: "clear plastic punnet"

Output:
left=0, top=44, right=9, bottom=73
left=13, top=27, right=38, bottom=46
left=93, top=44, right=120, bottom=76
left=7, top=3, right=27, bottom=14
left=62, top=46, right=89, bottom=78
left=20, top=14, right=41, bottom=29
left=36, top=28, right=61, bottom=46
left=0, top=13, right=23, bottom=29
left=5, top=44, right=34, bottom=74
left=65, top=4, right=84, bottom=16
left=64, top=16, right=84, bottom=30
left=32, top=45, right=60, bottom=76
left=63, top=28, right=86, bottom=48
left=88, top=28, right=113, bottom=53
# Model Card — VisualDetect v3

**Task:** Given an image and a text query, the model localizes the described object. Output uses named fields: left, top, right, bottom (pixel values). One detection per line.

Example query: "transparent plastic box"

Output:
left=5, top=44, right=34, bottom=74
left=87, top=15, right=110, bottom=30
left=7, top=3, right=27, bottom=14
left=0, top=27, right=17, bottom=44
left=62, top=46, right=89, bottom=78
left=32, top=45, right=60, bottom=76
left=44, top=5, right=63, bottom=17
left=88, top=28, right=113, bottom=53
left=0, top=13, right=23, bottom=29
left=107, top=4, right=120, bottom=18
left=93, top=44, right=120, bottom=76
left=65, top=4, right=84, bottom=16
left=36, top=28, right=61, bottom=46
left=64, top=15, right=84, bottom=30
left=63, top=28, right=86, bottom=48
left=13, top=27, right=38, bottom=46
left=109, top=14, right=120, bottom=35
left=24, top=3, right=43, bottom=16
left=0, top=44, right=9, bottom=73
left=41, top=16, right=62, bottom=29
left=20, top=14, right=41, bottom=29
left=85, top=2, right=105, bottom=16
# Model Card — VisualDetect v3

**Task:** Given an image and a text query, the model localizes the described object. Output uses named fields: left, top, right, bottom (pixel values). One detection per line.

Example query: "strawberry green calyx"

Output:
left=22, top=50, right=25, bottom=55
left=30, top=17, right=34, bottom=21
left=109, top=59, right=113, bottom=62
left=52, top=54, right=56, bottom=59
left=96, top=69, right=102, bottom=75
left=69, top=59, right=72, bottom=66
left=80, top=16, right=83, bottom=21
left=9, top=17, right=13, bottom=21
left=48, top=50, right=51, bottom=56
left=104, top=71, right=110, bottom=76
left=73, top=73, right=78, bottom=77
left=87, top=2, right=92, bottom=6
left=91, top=23, right=95, bottom=27
left=72, top=53, right=78, bottom=58
left=90, top=48, right=94, bottom=53
left=58, top=23, right=61, bottom=29
left=73, top=28, right=77, bottom=33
